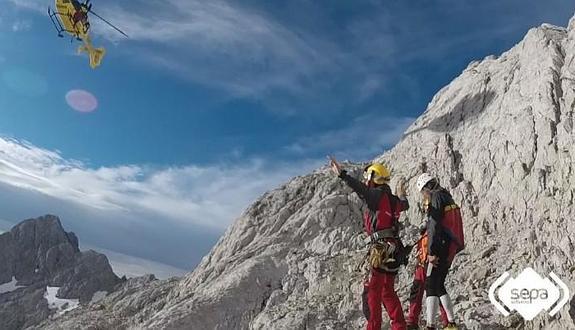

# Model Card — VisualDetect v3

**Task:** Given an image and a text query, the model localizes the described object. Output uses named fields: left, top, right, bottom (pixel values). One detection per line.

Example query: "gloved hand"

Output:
left=328, top=155, right=342, bottom=176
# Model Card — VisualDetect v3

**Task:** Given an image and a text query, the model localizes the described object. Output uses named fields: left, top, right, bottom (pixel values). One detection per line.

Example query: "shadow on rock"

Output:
left=403, top=90, right=497, bottom=138
left=569, top=298, right=575, bottom=324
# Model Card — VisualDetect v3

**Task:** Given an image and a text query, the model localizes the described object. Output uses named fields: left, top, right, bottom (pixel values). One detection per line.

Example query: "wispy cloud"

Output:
left=3, top=0, right=344, bottom=107
left=6, top=0, right=41, bottom=12
left=6, top=0, right=572, bottom=112
left=287, top=115, right=416, bottom=161
left=11, top=19, right=31, bottom=32
left=88, top=0, right=331, bottom=100
left=6, top=0, right=386, bottom=111
left=0, top=137, right=321, bottom=229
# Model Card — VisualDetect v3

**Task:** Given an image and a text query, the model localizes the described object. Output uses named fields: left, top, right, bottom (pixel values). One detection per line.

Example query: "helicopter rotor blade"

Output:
left=89, top=10, right=129, bottom=38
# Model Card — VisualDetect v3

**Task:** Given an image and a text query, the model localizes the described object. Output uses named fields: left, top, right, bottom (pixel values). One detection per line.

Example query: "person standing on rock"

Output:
left=406, top=225, right=449, bottom=330
left=415, top=173, right=464, bottom=330
left=330, top=156, right=408, bottom=330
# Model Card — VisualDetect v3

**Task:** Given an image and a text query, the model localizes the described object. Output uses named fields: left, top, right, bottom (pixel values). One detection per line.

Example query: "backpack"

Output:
left=443, top=204, right=465, bottom=255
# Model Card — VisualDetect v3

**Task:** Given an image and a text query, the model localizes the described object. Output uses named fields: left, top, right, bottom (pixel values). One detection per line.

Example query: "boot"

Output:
left=443, top=322, right=458, bottom=330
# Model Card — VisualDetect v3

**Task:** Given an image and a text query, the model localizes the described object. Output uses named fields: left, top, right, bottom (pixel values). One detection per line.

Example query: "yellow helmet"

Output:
left=363, top=163, right=390, bottom=185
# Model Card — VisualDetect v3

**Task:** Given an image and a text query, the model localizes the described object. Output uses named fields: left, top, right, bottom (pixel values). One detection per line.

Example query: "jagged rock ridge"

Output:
left=38, top=14, right=575, bottom=330
left=0, top=215, right=121, bottom=329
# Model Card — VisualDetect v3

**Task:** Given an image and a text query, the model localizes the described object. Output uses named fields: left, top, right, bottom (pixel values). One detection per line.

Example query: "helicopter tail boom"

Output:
left=78, top=40, right=106, bottom=69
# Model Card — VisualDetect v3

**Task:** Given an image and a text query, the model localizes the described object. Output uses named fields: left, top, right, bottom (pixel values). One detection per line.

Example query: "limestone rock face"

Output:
left=37, top=14, right=575, bottom=330
left=0, top=215, right=121, bottom=329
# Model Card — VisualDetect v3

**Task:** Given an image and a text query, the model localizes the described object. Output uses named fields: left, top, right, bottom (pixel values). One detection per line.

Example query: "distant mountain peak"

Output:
left=0, top=215, right=121, bottom=329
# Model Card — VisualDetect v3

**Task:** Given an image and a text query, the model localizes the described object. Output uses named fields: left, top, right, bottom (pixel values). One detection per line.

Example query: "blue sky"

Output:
left=0, top=0, right=573, bottom=276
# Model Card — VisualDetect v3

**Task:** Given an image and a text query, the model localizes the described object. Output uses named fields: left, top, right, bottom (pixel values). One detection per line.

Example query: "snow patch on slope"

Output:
left=0, top=277, right=24, bottom=294
left=44, top=287, right=79, bottom=316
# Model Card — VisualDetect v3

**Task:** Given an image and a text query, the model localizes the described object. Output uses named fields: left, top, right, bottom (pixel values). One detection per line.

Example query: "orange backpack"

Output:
left=417, top=233, right=429, bottom=265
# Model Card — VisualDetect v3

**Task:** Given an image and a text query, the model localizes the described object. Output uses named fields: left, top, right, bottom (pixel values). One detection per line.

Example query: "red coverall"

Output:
left=339, top=170, right=408, bottom=330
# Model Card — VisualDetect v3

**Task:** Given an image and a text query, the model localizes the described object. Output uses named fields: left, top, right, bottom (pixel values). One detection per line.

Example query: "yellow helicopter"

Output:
left=48, top=0, right=128, bottom=69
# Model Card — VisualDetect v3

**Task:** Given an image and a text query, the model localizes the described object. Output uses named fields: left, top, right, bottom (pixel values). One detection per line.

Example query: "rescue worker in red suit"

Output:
left=416, top=173, right=461, bottom=330
left=406, top=226, right=448, bottom=330
left=330, top=157, right=408, bottom=330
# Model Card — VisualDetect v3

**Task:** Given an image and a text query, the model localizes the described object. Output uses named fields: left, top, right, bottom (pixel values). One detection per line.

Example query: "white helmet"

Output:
left=416, top=173, right=434, bottom=192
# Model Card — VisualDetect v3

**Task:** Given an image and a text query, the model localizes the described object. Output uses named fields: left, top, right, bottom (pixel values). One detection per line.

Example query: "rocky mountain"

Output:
left=0, top=215, right=121, bottom=329
left=36, top=14, right=575, bottom=330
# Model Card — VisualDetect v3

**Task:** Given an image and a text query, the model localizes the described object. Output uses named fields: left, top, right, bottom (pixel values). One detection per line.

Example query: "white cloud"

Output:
left=0, top=137, right=321, bottom=229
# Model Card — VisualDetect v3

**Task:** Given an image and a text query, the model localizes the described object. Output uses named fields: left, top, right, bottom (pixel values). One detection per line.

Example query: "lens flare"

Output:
left=65, top=89, right=98, bottom=113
